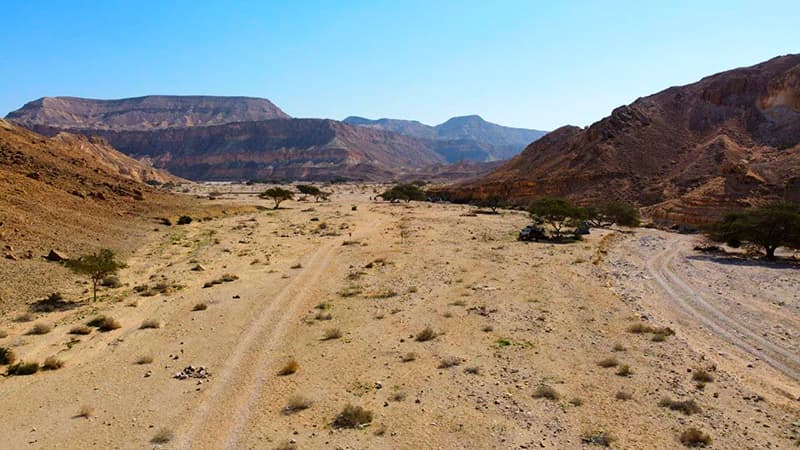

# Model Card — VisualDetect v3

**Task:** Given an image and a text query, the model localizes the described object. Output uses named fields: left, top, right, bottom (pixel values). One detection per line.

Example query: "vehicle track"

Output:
left=175, top=238, right=339, bottom=450
left=646, top=242, right=800, bottom=383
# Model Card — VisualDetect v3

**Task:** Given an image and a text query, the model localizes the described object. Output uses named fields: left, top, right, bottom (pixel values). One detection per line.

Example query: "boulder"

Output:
left=45, top=249, right=69, bottom=262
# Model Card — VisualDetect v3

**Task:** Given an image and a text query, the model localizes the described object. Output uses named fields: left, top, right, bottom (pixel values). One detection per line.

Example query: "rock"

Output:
left=5, top=253, right=17, bottom=260
left=45, top=249, right=68, bottom=262
left=174, top=365, right=210, bottom=380
left=191, top=264, right=206, bottom=272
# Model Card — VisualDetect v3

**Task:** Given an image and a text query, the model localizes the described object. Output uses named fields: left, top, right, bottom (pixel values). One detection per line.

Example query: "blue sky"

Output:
left=1, top=1, right=798, bottom=129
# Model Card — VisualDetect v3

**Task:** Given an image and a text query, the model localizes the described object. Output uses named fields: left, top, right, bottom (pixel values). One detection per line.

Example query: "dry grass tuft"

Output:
left=679, top=427, right=711, bottom=447
left=278, top=359, right=299, bottom=376
left=14, top=312, right=35, bottom=323
left=691, top=369, right=714, bottom=383
left=7, top=361, right=39, bottom=376
left=332, top=404, right=373, bottom=429
left=282, top=394, right=313, bottom=414
left=27, top=322, right=53, bottom=335
left=532, top=385, right=559, bottom=400
left=150, top=428, right=175, bottom=444
left=401, top=352, right=417, bottom=362
left=135, top=355, right=154, bottom=365
left=42, top=356, right=65, bottom=370
left=597, top=357, right=619, bottom=368
left=658, top=397, right=701, bottom=415
left=322, top=328, right=342, bottom=340
left=615, top=390, right=633, bottom=401
left=612, top=343, right=626, bottom=352
left=415, top=326, right=437, bottom=342
left=437, top=356, right=462, bottom=369
left=0, top=330, right=7, bottom=339
left=140, top=319, right=161, bottom=329
left=0, top=347, right=16, bottom=365
left=88, top=315, right=121, bottom=332
left=315, top=311, right=332, bottom=321
left=192, top=302, right=208, bottom=311
left=69, top=325, right=92, bottom=335
left=464, top=366, right=481, bottom=375
left=616, top=364, right=633, bottom=377
left=75, top=405, right=94, bottom=419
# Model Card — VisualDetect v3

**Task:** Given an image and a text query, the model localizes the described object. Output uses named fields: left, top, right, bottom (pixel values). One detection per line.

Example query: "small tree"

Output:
left=528, top=197, right=586, bottom=239
left=479, top=195, right=504, bottom=213
left=260, top=187, right=294, bottom=209
left=378, top=184, right=426, bottom=203
left=296, top=185, right=330, bottom=202
left=65, top=249, right=126, bottom=302
left=707, top=203, right=800, bottom=259
left=585, top=201, right=640, bottom=228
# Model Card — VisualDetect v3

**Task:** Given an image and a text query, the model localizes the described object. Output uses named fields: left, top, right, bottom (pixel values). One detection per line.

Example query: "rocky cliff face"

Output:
left=344, top=115, right=547, bottom=162
left=439, top=54, right=800, bottom=225
left=27, top=119, right=445, bottom=181
left=7, top=95, right=290, bottom=131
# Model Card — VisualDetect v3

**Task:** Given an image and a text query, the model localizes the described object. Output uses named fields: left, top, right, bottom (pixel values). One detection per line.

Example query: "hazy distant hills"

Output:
left=344, top=115, right=547, bottom=161
left=438, top=54, right=800, bottom=225
left=8, top=96, right=545, bottom=181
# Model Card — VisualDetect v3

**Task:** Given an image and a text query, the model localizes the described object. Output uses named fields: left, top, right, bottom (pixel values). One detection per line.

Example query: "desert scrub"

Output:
left=7, top=361, right=39, bottom=376
left=140, top=319, right=161, bottom=329
left=400, top=352, right=417, bottom=362
left=278, top=359, right=299, bottom=376
left=658, top=397, right=701, bottom=415
left=415, top=326, right=437, bottom=342
left=150, top=428, right=175, bottom=444
left=0, top=347, right=17, bottom=365
left=691, top=369, right=714, bottom=383
left=69, top=325, right=92, bottom=335
left=597, top=357, right=619, bottom=368
left=42, top=356, right=65, bottom=370
left=135, top=355, right=154, bottom=365
left=27, top=322, right=53, bottom=335
left=87, top=315, right=120, bottom=331
left=679, top=427, right=711, bottom=447
left=282, top=394, right=313, bottom=415
left=616, top=364, right=633, bottom=377
left=192, top=302, right=208, bottom=311
left=75, top=405, right=94, bottom=419
left=615, top=390, right=632, bottom=401
left=332, top=404, right=373, bottom=429
left=322, top=328, right=342, bottom=340
left=532, top=385, right=559, bottom=401
left=437, top=356, right=462, bottom=369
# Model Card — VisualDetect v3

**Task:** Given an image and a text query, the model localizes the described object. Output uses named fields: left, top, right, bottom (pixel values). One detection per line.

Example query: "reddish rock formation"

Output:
left=440, top=54, right=800, bottom=225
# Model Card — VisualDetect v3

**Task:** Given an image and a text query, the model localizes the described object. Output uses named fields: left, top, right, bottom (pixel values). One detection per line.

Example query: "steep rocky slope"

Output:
left=439, top=54, right=800, bottom=224
left=344, top=114, right=547, bottom=162
left=7, top=95, right=290, bottom=131
left=28, top=119, right=446, bottom=181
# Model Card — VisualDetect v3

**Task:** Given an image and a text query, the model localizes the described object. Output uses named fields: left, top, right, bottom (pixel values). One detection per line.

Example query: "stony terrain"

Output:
left=439, top=54, right=800, bottom=225
left=0, top=186, right=797, bottom=449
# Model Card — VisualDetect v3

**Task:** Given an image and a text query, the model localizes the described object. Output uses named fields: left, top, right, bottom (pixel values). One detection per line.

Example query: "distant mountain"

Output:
left=344, top=115, right=547, bottom=162
left=436, top=54, right=800, bottom=225
left=23, top=119, right=446, bottom=182
left=7, top=95, right=290, bottom=131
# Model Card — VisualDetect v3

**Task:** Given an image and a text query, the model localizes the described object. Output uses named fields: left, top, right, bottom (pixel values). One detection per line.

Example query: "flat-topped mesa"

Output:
left=436, top=54, right=800, bottom=225
left=7, top=95, right=291, bottom=131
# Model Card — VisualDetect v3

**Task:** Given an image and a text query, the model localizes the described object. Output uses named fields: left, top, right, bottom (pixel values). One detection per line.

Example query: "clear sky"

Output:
left=2, top=1, right=798, bottom=130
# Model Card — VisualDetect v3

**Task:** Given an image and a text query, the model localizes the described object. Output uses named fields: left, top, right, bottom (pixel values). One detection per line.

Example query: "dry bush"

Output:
left=278, top=359, right=299, bottom=376
left=290, top=263, right=302, bottom=269
left=315, top=311, right=332, bottom=321
left=322, top=328, right=342, bottom=340
left=581, top=431, right=615, bottom=447
left=42, top=356, right=65, bottom=370
left=532, top=385, right=559, bottom=400
left=482, top=325, right=493, bottom=332
left=616, top=364, right=633, bottom=377
left=597, top=357, right=619, bottom=368
left=0, top=330, right=6, bottom=339
left=7, top=361, right=39, bottom=376
left=569, top=398, right=584, bottom=406
left=220, top=273, right=239, bottom=282
left=150, top=428, right=175, bottom=444
left=14, top=312, right=35, bottom=323
left=691, top=369, right=714, bottom=383
left=315, top=302, right=331, bottom=310
left=332, top=404, right=373, bottom=429
left=69, top=325, right=92, bottom=335
left=438, top=356, right=462, bottom=369
left=615, top=390, right=632, bottom=401
left=140, top=319, right=161, bottom=329
left=401, top=352, right=417, bottom=362
left=192, top=303, right=208, bottom=311
left=135, top=355, right=154, bottom=365
left=679, top=427, right=711, bottom=447
left=0, top=347, right=17, bottom=365
left=282, top=394, right=313, bottom=414
left=464, top=366, right=481, bottom=375
left=658, top=397, right=701, bottom=415
left=612, top=343, right=626, bottom=352
left=87, top=315, right=120, bottom=332
left=27, top=323, right=52, bottom=335
left=390, top=391, right=407, bottom=402
left=651, top=332, right=668, bottom=342
left=415, top=326, right=437, bottom=342
left=75, top=405, right=94, bottom=419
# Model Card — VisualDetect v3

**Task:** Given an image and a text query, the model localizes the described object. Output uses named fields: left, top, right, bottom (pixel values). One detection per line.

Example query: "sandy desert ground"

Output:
left=0, top=184, right=798, bottom=449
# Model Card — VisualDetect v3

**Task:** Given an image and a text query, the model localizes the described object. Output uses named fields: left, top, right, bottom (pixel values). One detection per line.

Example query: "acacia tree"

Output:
left=378, top=184, right=426, bottom=203
left=585, top=201, right=641, bottom=228
left=65, top=249, right=126, bottom=302
left=707, top=203, right=800, bottom=259
left=528, top=197, right=586, bottom=239
left=479, top=195, right=504, bottom=213
left=296, top=184, right=330, bottom=202
left=260, top=187, right=294, bottom=209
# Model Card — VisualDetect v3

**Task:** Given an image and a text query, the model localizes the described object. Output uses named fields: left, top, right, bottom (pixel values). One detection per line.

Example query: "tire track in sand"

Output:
left=646, top=242, right=800, bottom=383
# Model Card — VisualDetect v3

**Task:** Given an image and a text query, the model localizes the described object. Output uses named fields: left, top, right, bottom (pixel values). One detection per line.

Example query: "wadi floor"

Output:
left=0, top=185, right=798, bottom=449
